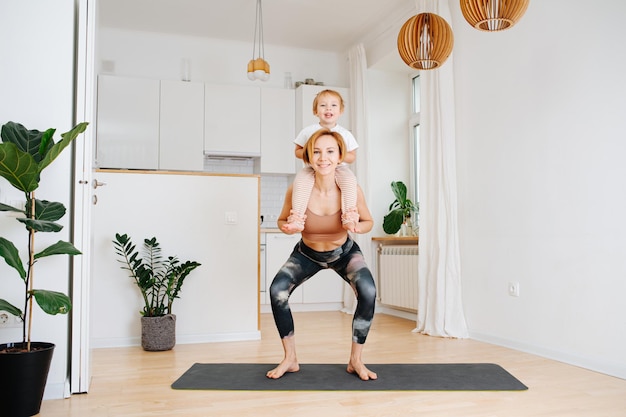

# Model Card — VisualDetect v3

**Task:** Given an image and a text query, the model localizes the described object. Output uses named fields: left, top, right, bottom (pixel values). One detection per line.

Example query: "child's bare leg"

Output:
left=266, top=335, right=300, bottom=379
left=346, top=342, right=377, bottom=381
left=287, top=168, right=314, bottom=232
left=336, top=166, right=359, bottom=232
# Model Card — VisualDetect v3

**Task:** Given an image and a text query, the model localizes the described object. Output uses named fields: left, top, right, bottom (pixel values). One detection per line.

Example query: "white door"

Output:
left=70, top=0, right=97, bottom=394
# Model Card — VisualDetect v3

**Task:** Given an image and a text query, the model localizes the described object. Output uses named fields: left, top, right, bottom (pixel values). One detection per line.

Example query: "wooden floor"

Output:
left=40, top=312, right=626, bottom=417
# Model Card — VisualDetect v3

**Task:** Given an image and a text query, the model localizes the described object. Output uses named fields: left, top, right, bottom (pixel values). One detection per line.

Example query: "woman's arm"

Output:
left=342, top=149, right=357, bottom=164
left=277, top=185, right=303, bottom=234
left=355, top=185, right=373, bottom=234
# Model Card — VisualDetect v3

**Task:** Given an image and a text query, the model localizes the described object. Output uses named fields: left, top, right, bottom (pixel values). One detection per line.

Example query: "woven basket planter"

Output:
left=141, top=314, right=176, bottom=351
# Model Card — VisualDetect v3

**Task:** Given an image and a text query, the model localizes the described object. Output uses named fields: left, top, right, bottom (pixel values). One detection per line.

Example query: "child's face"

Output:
left=315, top=93, right=342, bottom=125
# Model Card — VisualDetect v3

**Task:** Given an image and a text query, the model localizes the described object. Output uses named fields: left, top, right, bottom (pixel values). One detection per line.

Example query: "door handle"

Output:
left=92, top=179, right=107, bottom=189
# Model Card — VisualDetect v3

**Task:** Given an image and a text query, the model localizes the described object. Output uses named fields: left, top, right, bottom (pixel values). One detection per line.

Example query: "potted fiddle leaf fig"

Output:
left=382, top=181, right=419, bottom=235
left=0, top=120, right=88, bottom=417
left=113, top=233, right=201, bottom=351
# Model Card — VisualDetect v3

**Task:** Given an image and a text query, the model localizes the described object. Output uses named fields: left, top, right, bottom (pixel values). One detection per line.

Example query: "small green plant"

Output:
left=113, top=233, right=201, bottom=317
left=0, top=121, right=88, bottom=349
left=382, top=181, right=419, bottom=235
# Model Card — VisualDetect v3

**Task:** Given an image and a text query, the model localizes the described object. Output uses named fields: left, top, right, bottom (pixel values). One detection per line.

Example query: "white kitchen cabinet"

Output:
left=263, top=232, right=344, bottom=307
left=301, top=269, right=344, bottom=304
left=295, top=84, right=351, bottom=132
left=96, top=75, right=160, bottom=169
left=204, top=83, right=261, bottom=156
left=159, top=80, right=204, bottom=171
left=265, top=233, right=303, bottom=304
left=260, top=88, right=296, bottom=174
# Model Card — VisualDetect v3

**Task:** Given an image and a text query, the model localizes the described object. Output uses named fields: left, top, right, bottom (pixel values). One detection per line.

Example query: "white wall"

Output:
left=366, top=69, right=413, bottom=236
left=0, top=0, right=77, bottom=400
left=97, top=27, right=349, bottom=89
left=451, top=1, right=626, bottom=378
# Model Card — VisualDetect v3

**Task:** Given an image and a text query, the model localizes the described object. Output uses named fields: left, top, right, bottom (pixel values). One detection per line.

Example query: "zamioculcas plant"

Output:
left=113, top=233, right=201, bottom=317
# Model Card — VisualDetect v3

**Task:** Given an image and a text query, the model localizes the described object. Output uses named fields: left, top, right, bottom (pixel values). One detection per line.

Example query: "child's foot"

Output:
left=342, top=221, right=358, bottom=233
left=282, top=221, right=304, bottom=233
left=341, top=208, right=360, bottom=233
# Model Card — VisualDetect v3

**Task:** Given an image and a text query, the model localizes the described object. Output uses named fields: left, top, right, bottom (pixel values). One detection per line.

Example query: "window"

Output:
left=409, top=74, right=421, bottom=222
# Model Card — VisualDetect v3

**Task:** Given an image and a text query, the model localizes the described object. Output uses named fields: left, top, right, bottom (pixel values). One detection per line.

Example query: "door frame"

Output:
left=71, top=0, right=98, bottom=394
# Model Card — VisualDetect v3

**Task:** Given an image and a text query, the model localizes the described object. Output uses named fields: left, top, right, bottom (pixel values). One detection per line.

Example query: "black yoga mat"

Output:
left=171, top=363, right=527, bottom=391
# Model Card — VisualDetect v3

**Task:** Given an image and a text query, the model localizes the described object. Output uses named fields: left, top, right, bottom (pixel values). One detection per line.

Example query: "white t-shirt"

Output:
left=294, top=124, right=359, bottom=152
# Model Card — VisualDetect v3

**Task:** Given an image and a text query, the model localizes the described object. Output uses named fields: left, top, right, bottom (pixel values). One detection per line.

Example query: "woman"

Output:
left=267, top=128, right=377, bottom=381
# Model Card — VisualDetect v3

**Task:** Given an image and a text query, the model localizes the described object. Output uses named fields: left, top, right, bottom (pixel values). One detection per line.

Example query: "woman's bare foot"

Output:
left=347, top=360, right=377, bottom=381
left=266, top=359, right=300, bottom=379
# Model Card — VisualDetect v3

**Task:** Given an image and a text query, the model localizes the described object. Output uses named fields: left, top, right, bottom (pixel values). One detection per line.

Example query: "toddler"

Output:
left=285, top=89, right=360, bottom=233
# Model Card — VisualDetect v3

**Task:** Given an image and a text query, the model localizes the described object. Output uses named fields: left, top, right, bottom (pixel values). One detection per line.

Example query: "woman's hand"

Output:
left=342, top=208, right=360, bottom=233
left=281, top=210, right=306, bottom=234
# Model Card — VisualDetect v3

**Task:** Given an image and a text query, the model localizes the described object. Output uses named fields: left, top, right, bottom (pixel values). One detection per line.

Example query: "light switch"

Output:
left=225, top=211, right=238, bottom=225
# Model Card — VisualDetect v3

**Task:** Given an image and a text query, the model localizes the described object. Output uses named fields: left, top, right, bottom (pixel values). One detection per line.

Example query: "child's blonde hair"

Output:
left=302, top=128, right=346, bottom=165
left=312, top=89, right=345, bottom=115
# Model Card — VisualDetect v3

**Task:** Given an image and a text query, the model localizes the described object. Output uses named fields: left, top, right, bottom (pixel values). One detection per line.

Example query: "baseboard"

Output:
left=42, top=381, right=66, bottom=401
left=91, top=331, right=261, bottom=349
left=177, top=331, right=261, bottom=344
left=375, top=305, right=417, bottom=321
left=470, top=331, right=626, bottom=380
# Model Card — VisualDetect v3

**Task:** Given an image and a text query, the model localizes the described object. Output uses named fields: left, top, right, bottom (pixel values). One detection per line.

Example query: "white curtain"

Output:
left=414, top=0, right=468, bottom=338
left=343, top=43, right=370, bottom=313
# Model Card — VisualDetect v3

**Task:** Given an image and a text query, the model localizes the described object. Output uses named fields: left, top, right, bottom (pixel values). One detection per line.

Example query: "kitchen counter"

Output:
left=371, top=235, right=419, bottom=245
left=96, top=168, right=260, bottom=178
left=261, top=228, right=283, bottom=233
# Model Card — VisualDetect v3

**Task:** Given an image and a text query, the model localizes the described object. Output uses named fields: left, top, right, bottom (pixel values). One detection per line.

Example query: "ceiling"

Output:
left=98, top=0, right=415, bottom=54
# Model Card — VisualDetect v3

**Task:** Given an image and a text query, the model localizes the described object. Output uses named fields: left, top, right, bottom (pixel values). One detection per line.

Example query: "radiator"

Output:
left=377, top=245, right=418, bottom=311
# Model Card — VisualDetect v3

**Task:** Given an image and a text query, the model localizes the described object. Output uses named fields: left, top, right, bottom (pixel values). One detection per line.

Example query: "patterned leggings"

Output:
left=269, top=237, right=376, bottom=344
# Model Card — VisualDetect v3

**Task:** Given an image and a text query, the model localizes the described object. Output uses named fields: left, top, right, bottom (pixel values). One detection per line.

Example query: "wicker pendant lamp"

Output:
left=247, top=0, right=270, bottom=81
left=460, top=0, right=530, bottom=31
left=397, top=13, right=454, bottom=70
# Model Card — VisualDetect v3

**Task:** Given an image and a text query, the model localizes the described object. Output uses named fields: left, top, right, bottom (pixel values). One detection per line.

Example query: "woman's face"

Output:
left=311, top=134, right=340, bottom=175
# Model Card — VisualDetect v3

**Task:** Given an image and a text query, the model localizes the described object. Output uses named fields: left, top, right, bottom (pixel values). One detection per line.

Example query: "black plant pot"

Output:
left=0, top=342, right=55, bottom=417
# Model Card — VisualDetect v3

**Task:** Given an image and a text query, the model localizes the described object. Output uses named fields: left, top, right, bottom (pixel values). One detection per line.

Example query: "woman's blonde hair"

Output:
left=312, top=89, right=345, bottom=114
left=302, top=128, right=346, bottom=165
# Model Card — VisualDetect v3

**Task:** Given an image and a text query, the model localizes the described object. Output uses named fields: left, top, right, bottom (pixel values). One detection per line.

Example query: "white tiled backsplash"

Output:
left=260, top=175, right=289, bottom=228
